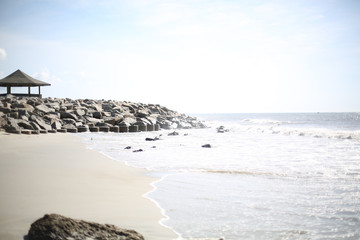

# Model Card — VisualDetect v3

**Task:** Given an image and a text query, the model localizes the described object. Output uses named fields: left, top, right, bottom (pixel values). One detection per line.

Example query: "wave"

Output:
left=192, top=168, right=289, bottom=178
left=242, top=118, right=290, bottom=125
left=218, top=123, right=360, bottom=141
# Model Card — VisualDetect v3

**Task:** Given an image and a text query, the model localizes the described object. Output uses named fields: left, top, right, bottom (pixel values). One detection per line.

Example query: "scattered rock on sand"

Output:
left=217, top=125, right=229, bottom=133
left=202, top=144, right=212, bottom=148
left=27, top=213, right=144, bottom=240
left=168, top=131, right=179, bottom=136
left=133, top=149, right=144, bottom=152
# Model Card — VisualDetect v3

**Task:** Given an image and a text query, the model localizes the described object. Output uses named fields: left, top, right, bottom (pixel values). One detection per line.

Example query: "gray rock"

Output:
left=60, top=112, right=78, bottom=121
left=93, top=111, right=102, bottom=119
left=136, top=109, right=150, bottom=118
left=62, top=124, right=76, bottom=129
left=43, top=112, right=61, bottom=121
left=35, top=104, right=54, bottom=114
left=102, top=103, right=114, bottom=112
left=85, top=116, right=104, bottom=124
left=17, top=109, right=30, bottom=118
left=123, top=116, right=136, bottom=125
left=30, top=115, right=52, bottom=131
left=18, top=120, right=34, bottom=130
left=104, top=116, right=116, bottom=125
left=46, top=102, right=60, bottom=110
left=8, top=112, right=19, bottom=119
left=62, top=118, right=76, bottom=125
left=0, top=106, right=11, bottom=114
left=30, top=121, right=42, bottom=131
left=75, top=108, right=86, bottom=116
left=146, top=115, right=158, bottom=124
left=5, top=118, right=22, bottom=131
left=103, top=111, right=111, bottom=117
left=11, top=103, right=34, bottom=111
left=27, top=214, right=144, bottom=240
left=51, top=120, right=62, bottom=130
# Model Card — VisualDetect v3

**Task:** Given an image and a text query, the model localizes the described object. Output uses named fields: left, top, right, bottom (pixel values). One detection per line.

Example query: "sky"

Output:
left=0, top=0, right=359, bottom=113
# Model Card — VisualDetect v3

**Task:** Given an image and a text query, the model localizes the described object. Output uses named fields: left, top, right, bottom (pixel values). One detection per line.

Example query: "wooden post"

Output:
left=38, top=86, right=41, bottom=95
left=7, top=86, right=11, bottom=94
left=28, top=86, right=31, bottom=96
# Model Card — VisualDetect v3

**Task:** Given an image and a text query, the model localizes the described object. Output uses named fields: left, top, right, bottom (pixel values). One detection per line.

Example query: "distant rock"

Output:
left=27, top=213, right=144, bottom=240
left=145, top=136, right=160, bottom=141
left=217, top=126, right=229, bottom=133
left=168, top=131, right=179, bottom=136
left=202, top=144, right=212, bottom=148
left=133, top=149, right=144, bottom=152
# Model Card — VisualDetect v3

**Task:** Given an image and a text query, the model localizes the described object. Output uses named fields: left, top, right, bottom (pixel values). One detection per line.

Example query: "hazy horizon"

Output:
left=1, top=0, right=359, bottom=114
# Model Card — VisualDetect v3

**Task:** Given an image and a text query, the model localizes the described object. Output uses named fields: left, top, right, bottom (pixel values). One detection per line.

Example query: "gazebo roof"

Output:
left=0, top=69, right=51, bottom=87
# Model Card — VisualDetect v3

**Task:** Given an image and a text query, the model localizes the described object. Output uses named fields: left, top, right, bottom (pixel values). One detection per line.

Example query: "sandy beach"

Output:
left=0, top=132, right=177, bottom=240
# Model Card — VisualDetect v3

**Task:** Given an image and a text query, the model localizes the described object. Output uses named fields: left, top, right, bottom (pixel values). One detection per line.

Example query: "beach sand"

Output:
left=0, top=133, right=177, bottom=240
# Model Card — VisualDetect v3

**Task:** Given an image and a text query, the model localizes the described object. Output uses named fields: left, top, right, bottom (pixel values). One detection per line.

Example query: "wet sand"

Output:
left=0, top=133, right=177, bottom=240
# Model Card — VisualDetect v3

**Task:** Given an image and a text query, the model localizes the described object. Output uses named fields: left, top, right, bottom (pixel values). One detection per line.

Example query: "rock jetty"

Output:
left=27, top=214, right=144, bottom=240
left=0, top=95, right=206, bottom=134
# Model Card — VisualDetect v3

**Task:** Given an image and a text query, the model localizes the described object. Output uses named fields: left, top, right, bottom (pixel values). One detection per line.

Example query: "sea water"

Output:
left=80, top=113, right=360, bottom=240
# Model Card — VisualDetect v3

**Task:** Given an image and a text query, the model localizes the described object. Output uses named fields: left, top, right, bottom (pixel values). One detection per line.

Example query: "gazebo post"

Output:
left=28, top=86, right=31, bottom=96
left=38, top=86, right=41, bottom=96
left=7, top=86, right=11, bottom=94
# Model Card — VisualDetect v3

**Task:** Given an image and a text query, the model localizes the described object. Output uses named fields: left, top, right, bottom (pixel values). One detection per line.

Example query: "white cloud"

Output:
left=0, top=48, right=7, bottom=60
left=34, top=68, right=63, bottom=84
left=34, top=69, right=50, bottom=81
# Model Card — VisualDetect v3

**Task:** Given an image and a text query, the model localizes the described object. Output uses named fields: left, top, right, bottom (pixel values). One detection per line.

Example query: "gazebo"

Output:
left=0, top=69, right=51, bottom=98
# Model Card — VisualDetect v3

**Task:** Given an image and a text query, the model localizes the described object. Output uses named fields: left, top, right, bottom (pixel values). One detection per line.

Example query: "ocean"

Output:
left=80, top=112, right=360, bottom=240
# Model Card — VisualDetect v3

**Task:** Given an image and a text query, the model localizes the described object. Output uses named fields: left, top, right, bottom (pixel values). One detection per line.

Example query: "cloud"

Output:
left=34, top=69, right=50, bottom=81
left=34, top=68, right=63, bottom=84
left=0, top=48, right=7, bottom=60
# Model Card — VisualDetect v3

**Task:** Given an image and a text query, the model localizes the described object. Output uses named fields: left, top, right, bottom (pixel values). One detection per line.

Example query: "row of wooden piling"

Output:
left=6, top=124, right=161, bottom=135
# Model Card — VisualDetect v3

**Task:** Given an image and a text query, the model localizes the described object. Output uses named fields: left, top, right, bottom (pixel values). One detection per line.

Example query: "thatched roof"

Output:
left=0, top=69, right=51, bottom=87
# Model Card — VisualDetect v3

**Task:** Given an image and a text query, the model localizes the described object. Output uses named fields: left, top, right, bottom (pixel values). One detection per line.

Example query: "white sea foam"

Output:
left=79, top=113, right=360, bottom=240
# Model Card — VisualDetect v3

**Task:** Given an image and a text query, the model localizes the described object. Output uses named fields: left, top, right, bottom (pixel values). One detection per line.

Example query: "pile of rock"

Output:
left=0, top=95, right=206, bottom=134
left=27, top=214, right=144, bottom=240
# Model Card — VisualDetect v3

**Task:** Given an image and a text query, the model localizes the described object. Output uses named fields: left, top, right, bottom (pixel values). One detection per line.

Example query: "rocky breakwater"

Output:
left=0, top=95, right=206, bottom=134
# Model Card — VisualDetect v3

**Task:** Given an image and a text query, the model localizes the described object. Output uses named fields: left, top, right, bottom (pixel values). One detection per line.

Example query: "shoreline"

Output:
left=83, top=140, right=181, bottom=238
left=0, top=133, right=177, bottom=240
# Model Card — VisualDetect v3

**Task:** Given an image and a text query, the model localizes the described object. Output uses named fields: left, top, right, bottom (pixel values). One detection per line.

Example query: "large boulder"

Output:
left=30, top=115, right=52, bottom=131
left=17, top=120, right=34, bottom=130
left=5, top=118, right=22, bottom=131
left=75, top=108, right=87, bottom=116
left=122, top=115, right=137, bottom=125
left=93, top=111, right=103, bottom=119
left=0, top=106, right=11, bottom=114
left=51, top=120, right=62, bottom=130
left=60, top=112, right=78, bottom=121
left=12, top=102, right=35, bottom=112
left=35, top=104, right=54, bottom=114
left=136, top=109, right=150, bottom=118
left=27, top=214, right=144, bottom=240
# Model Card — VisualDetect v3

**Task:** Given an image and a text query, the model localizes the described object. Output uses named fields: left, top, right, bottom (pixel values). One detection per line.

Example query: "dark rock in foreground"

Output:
left=27, top=214, right=144, bottom=240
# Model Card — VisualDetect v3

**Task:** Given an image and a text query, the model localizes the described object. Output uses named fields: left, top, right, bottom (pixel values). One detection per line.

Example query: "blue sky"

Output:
left=0, top=0, right=359, bottom=113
